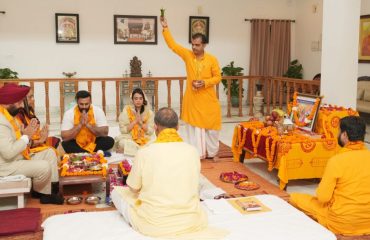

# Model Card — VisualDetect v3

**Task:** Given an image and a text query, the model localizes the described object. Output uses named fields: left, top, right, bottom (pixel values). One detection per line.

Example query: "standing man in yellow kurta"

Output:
left=160, top=17, right=222, bottom=159
left=290, top=116, right=370, bottom=236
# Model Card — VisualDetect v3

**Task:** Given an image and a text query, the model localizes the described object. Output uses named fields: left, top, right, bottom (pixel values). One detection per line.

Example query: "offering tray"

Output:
left=234, top=181, right=260, bottom=191
left=220, top=171, right=248, bottom=183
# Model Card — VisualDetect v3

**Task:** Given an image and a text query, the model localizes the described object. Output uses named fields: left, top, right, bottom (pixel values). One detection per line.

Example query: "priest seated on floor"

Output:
left=290, top=116, right=370, bottom=236
left=111, top=107, right=228, bottom=239
left=60, top=90, right=114, bottom=154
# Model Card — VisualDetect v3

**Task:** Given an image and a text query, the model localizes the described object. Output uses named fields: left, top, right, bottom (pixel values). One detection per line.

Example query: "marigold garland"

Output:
left=119, top=160, right=132, bottom=176
left=60, top=151, right=107, bottom=177
left=290, top=92, right=320, bottom=127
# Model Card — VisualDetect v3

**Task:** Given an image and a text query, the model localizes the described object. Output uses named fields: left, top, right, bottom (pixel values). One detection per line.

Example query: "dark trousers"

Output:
left=61, top=136, right=115, bottom=153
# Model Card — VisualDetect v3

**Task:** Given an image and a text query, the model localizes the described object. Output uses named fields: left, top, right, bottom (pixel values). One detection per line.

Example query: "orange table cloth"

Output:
left=232, top=121, right=339, bottom=189
left=315, top=105, right=358, bottom=138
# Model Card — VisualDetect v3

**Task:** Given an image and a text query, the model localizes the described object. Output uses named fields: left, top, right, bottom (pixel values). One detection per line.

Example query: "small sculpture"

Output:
left=130, top=56, right=142, bottom=77
left=62, top=72, right=76, bottom=78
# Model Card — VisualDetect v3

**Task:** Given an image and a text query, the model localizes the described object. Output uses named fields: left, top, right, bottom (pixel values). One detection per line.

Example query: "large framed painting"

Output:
left=114, top=15, right=157, bottom=44
left=55, top=13, right=79, bottom=43
left=289, top=93, right=321, bottom=132
left=359, top=15, right=370, bottom=63
left=189, top=16, right=209, bottom=43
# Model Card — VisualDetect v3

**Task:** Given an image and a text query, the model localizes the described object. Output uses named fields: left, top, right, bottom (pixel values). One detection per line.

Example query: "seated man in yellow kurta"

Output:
left=290, top=116, right=370, bottom=236
left=161, top=16, right=222, bottom=160
left=111, top=107, right=227, bottom=239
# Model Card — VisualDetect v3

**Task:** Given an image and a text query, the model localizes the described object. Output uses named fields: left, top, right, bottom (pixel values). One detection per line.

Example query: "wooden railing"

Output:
left=0, top=76, right=319, bottom=124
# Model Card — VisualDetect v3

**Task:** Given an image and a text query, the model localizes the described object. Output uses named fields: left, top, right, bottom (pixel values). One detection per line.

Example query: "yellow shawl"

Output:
left=15, top=113, right=50, bottom=154
left=155, top=128, right=183, bottom=143
left=0, top=106, right=30, bottom=159
left=74, top=105, right=96, bottom=153
left=127, top=107, right=149, bottom=146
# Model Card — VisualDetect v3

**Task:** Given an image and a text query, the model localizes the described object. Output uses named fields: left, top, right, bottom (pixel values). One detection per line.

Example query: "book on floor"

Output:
left=228, top=197, right=271, bottom=214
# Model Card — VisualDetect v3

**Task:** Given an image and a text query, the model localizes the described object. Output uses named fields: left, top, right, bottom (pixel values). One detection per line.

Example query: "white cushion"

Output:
left=357, top=88, right=365, bottom=100
left=363, top=89, right=370, bottom=102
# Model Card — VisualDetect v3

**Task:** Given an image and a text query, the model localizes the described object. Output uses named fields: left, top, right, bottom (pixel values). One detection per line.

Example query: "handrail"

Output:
left=0, top=76, right=320, bottom=124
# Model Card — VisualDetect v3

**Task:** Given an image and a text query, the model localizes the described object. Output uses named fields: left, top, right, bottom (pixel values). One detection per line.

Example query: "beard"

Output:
left=78, top=107, right=88, bottom=113
left=7, top=105, right=20, bottom=116
left=337, top=133, right=345, bottom=147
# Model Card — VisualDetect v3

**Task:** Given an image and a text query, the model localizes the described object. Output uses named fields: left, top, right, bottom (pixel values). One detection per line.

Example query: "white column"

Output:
left=321, top=0, right=361, bottom=108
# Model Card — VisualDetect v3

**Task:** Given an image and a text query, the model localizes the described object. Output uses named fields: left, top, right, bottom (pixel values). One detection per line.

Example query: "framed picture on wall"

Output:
left=114, top=15, right=157, bottom=44
left=359, top=15, right=370, bottom=63
left=55, top=13, right=79, bottom=43
left=189, top=16, right=209, bottom=43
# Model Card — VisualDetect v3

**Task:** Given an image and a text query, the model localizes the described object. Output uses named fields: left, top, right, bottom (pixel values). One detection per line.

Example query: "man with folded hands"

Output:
left=0, top=84, right=63, bottom=204
left=61, top=90, right=114, bottom=153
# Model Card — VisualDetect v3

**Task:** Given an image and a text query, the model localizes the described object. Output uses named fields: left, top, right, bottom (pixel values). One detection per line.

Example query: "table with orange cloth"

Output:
left=232, top=121, right=339, bottom=189
left=315, top=105, right=358, bottom=139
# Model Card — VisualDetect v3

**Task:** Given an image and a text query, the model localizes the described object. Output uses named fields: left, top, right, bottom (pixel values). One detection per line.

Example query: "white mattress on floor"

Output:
left=42, top=195, right=336, bottom=240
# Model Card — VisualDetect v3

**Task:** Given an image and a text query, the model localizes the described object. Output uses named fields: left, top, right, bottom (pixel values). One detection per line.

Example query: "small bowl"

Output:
left=85, top=196, right=101, bottom=205
left=66, top=196, right=83, bottom=205
left=89, top=164, right=102, bottom=171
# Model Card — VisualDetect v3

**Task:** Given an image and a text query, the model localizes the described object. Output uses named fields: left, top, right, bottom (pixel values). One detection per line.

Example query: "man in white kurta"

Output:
left=112, top=107, right=227, bottom=239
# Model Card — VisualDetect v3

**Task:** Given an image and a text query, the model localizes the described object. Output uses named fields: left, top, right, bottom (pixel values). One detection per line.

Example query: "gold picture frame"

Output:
left=189, top=16, right=209, bottom=43
left=289, top=93, right=322, bottom=132
left=55, top=13, right=79, bottom=43
left=359, top=15, right=370, bottom=63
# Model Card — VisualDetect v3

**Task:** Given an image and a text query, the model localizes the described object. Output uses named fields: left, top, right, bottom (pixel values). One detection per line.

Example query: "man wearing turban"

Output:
left=0, top=84, right=63, bottom=204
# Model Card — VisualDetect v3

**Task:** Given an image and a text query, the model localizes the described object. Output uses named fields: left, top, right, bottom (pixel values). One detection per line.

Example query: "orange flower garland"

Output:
left=265, top=135, right=281, bottom=170
left=60, top=151, right=107, bottom=177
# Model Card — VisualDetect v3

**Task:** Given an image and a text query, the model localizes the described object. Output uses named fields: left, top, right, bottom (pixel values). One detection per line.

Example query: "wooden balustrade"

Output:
left=0, top=76, right=320, bottom=124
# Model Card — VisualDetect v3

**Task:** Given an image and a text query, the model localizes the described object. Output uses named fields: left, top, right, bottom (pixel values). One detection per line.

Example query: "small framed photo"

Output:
left=189, top=16, right=209, bottom=43
left=55, top=13, right=79, bottom=43
left=114, top=15, right=157, bottom=44
left=359, top=15, right=370, bottom=63
left=289, top=93, right=322, bottom=132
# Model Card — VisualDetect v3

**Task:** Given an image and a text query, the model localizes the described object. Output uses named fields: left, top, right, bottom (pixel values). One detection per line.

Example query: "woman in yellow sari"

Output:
left=16, top=86, right=64, bottom=156
left=115, top=88, right=154, bottom=156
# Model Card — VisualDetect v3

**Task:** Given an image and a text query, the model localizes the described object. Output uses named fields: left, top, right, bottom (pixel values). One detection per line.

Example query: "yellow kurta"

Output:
left=126, top=141, right=207, bottom=237
left=163, top=28, right=221, bottom=130
left=116, top=132, right=227, bottom=239
left=290, top=142, right=370, bottom=235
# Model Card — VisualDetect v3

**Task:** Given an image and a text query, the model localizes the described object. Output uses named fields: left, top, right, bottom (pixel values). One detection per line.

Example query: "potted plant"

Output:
left=283, top=59, right=303, bottom=79
left=0, top=68, right=18, bottom=79
left=221, top=61, right=244, bottom=107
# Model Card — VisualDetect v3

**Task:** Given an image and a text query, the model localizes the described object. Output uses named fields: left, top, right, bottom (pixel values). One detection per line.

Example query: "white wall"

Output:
left=358, top=0, right=370, bottom=77
left=0, top=0, right=296, bottom=117
left=294, top=0, right=323, bottom=79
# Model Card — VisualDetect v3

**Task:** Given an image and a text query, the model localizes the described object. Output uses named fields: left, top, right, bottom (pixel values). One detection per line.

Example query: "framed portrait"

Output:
left=359, top=15, right=370, bottom=63
left=189, top=16, right=209, bottom=43
left=289, top=93, right=322, bottom=132
left=114, top=15, right=157, bottom=44
left=55, top=13, right=79, bottom=43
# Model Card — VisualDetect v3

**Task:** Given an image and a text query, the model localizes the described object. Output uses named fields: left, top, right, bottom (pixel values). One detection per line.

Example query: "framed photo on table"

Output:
left=289, top=93, right=322, bottom=132
left=359, top=15, right=370, bottom=63
left=55, top=13, right=79, bottom=43
left=114, top=15, right=157, bottom=44
left=189, top=16, right=209, bottom=43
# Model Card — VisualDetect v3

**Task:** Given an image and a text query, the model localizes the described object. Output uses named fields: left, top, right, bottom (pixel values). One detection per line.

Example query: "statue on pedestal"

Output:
left=130, top=56, right=142, bottom=77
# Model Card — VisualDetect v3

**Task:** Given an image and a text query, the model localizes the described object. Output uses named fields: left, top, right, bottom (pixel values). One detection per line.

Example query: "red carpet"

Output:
left=0, top=208, right=40, bottom=237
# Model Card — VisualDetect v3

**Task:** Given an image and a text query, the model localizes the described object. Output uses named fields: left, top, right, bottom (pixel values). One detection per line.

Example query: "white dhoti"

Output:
left=183, top=123, right=219, bottom=159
